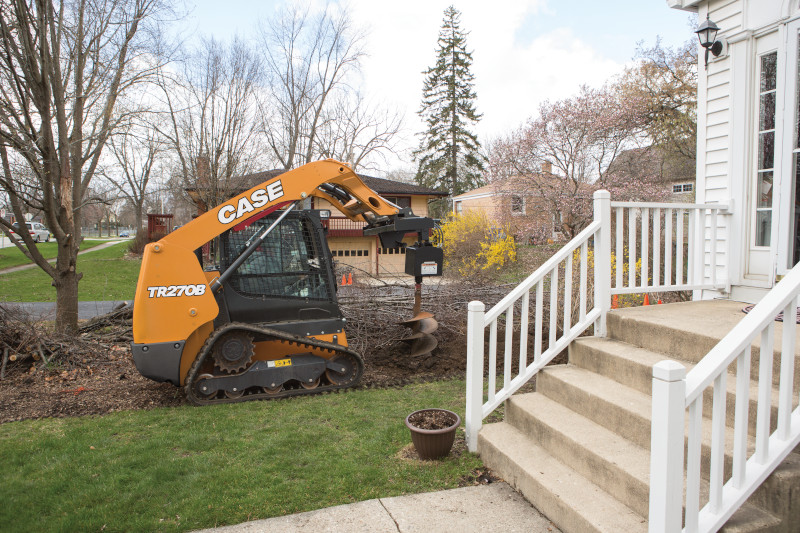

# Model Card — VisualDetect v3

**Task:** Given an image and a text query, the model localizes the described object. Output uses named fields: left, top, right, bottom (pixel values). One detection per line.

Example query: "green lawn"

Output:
left=0, top=241, right=139, bottom=301
left=0, top=238, right=107, bottom=270
left=0, top=379, right=480, bottom=533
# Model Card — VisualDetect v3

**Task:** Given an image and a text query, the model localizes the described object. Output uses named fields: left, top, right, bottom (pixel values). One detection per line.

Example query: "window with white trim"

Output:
left=672, top=183, right=693, bottom=193
left=754, top=51, right=777, bottom=248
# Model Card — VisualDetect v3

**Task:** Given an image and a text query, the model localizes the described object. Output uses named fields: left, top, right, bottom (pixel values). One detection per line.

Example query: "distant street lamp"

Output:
left=695, top=15, right=724, bottom=66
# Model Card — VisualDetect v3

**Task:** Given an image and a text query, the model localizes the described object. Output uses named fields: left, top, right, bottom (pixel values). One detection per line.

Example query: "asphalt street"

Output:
left=3, top=300, right=130, bottom=320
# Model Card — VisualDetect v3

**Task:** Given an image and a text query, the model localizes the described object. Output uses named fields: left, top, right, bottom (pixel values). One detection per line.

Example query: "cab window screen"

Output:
left=221, top=214, right=331, bottom=301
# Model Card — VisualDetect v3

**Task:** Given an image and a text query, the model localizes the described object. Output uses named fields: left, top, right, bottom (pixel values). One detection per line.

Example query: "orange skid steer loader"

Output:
left=131, top=160, right=442, bottom=404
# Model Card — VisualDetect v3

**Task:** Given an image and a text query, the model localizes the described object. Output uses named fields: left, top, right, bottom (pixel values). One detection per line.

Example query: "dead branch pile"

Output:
left=338, top=279, right=516, bottom=357
left=0, top=303, right=134, bottom=379
left=77, top=302, right=133, bottom=341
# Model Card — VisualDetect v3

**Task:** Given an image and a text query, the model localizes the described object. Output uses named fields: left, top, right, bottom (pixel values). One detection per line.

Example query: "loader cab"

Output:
left=213, top=210, right=344, bottom=334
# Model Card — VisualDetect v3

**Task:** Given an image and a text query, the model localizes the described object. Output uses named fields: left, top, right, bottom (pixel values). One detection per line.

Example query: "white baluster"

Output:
left=520, top=292, right=530, bottom=372
left=732, top=347, right=751, bottom=489
left=778, top=297, right=797, bottom=440
left=504, top=306, right=513, bottom=389
left=685, top=399, right=703, bottom=533
left=709, top=372, right=727, bottom=513
left=665, top=208, right=673, bottom=287
left=756, top=323, right=774, bottom=464
left=534, top=282, right=543, bottom=365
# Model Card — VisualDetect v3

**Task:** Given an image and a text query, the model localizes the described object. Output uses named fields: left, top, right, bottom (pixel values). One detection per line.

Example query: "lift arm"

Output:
left=159, top=160, right=429, bottom=252
left=133, top=160, right=436, bottom=345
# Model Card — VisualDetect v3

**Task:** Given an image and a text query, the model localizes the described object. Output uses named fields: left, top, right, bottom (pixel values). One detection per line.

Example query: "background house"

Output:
left=606, top=145, right=696, bottom=199
left=452, top=165, right=594, bottom=244
left=452, top=181, right=566, bottom=244
left=187, top=170, right=447, bottom=277
left=669, top=0, right=799, bottom=302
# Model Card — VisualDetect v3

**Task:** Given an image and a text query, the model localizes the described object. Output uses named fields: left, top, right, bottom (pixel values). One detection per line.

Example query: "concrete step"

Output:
left=570, top=336, right=787, bottom=436
left=536, top=364, right=755, bottom=480
left=479, top=414, right=782, bottom=533
left=502, top=393, right=786, bottom=532
left=535, top=364, right=651, bottom=448
left=747, top=452, right=800, bottom=532
left=478, top=421, right=648, bottom=533
left=505, top=392, right=650, bottom=517
left=606, top=305, right=800, bottom=389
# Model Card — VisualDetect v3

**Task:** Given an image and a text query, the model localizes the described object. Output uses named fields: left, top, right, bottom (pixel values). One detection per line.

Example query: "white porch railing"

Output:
left=649, top=265, right=800, bottom=533
left=465, top=190, right=732, bottom=451
left=463, top=189, right=792, bottom=530
left=465, top=211, right=605, bottom=451
left=610, top=201, right=730, bottom=295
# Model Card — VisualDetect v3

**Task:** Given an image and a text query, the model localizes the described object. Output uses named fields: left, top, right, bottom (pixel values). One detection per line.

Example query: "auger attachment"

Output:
left=364, top=218, right=444, bottom=358
left=400, top=279, right=439, bottom=356
left=399, top=241, right=443, bottom=357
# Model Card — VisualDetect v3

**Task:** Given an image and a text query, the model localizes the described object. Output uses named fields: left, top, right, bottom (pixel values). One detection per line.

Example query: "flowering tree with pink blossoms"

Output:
left=490, top=85, right=669, bottom=240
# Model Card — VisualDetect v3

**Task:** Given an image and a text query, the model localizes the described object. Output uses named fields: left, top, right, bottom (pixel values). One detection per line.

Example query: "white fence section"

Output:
left=465, top=190, right=732, bottom=451
left=649, top=264, right=800, bottom=533
left=609, top=201, right=730, bottom=295
left=465, top=191, right=610, bottom=451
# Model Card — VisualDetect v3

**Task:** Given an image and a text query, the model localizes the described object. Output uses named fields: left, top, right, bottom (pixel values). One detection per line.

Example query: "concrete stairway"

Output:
left=478, top=301, right=800, bottom=533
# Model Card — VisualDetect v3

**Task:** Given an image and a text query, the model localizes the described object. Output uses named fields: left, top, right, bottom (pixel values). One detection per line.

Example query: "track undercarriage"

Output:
left=184, top=322, right=364, bottom=405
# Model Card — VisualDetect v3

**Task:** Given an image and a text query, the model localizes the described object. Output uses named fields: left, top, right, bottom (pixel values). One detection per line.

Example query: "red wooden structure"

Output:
left=147, top=213, right=173, bottom=241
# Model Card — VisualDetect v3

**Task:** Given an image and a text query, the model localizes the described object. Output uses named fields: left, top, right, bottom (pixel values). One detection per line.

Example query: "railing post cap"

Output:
left=468, top=301, right=485, bottom=312
left=593, top=189, right=610, bottom=199
left=653, top=360, right=686, bottom=381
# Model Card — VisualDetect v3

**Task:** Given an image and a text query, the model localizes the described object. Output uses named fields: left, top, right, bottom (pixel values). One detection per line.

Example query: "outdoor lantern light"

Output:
left=695, top=15, right=724, bottom=66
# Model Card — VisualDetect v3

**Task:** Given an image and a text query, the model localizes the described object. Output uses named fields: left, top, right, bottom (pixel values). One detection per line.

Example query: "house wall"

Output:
left=680, top=0, right=800, bottom=301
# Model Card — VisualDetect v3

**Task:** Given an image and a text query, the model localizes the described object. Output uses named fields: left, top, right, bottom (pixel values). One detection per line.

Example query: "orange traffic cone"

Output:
left=341, top=274, right=347, bottom=286
left=611, top=295, right=619, bottom=309
left=643, top=294, right=650, bottom=306
left=658, top=299, right=663, bottom=305
left=347, top=272, right=353, bottom=285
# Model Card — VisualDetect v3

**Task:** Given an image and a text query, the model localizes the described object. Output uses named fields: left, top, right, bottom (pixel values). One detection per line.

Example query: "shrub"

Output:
left=436, top=211, right=517, bottom=278
left=127, top=232, right=148, bottom=255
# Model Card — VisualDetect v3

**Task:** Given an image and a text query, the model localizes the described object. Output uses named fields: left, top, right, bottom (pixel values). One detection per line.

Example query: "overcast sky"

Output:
left=184, top=0, right=696, bottom=170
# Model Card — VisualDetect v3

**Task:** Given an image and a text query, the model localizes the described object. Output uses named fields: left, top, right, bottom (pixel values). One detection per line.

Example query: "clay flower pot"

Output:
left=405, top=408, right=461, bottom=460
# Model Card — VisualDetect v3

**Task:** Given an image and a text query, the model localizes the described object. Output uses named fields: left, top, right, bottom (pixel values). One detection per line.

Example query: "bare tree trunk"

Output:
left=0, top=0, right=170, bottom=333
left=54, top=244, right=80, bottom=332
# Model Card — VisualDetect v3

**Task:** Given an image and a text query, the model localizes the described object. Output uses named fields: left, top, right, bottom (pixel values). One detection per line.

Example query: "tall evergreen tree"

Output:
left=415, top=5, right=485, bottom=202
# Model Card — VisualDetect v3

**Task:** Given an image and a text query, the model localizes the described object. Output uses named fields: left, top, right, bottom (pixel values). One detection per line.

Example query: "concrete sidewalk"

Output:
left=0, top=239, right=124, bottom=274
left=194, top=483, right=560, bottom=533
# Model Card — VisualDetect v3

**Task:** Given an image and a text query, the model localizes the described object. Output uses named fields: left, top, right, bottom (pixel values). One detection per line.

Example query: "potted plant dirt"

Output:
left=405, top=408, right=461, bottom=459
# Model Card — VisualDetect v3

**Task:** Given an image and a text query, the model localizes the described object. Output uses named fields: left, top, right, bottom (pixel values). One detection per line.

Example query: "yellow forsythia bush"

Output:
left=435, top=211, right=517, bottom=277
left=572, top=247, right=646, bottom=307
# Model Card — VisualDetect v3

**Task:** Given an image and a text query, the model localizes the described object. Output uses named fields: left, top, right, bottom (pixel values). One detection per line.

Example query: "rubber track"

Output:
left=184, top=322, right=364, bottom=405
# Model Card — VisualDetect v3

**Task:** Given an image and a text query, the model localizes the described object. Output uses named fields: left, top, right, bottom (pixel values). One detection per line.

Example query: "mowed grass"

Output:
left=0, top=379, right=481, bottom=533
left=0, top=241, right=139, bottom=301
left=0, top=238, right=106, bottom=270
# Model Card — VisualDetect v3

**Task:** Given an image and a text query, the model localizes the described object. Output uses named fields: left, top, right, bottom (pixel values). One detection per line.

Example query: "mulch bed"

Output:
left=0, top=294, right=476, bottom=424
